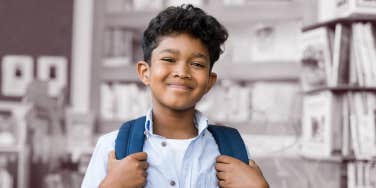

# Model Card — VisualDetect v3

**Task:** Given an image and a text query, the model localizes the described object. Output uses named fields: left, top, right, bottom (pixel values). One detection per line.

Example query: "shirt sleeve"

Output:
left=245, top=145, right=251, bottom=161
left=81, top=132, right=116, bottom=188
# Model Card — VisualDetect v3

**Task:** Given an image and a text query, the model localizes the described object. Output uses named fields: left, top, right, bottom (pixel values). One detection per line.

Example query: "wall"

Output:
left=0, top=0, right=73, bottom=101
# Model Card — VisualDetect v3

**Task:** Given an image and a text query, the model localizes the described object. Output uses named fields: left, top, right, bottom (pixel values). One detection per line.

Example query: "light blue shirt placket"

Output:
left=143, top=109, right=219, bottom=188
left=144, top=110, right=181, bottom=187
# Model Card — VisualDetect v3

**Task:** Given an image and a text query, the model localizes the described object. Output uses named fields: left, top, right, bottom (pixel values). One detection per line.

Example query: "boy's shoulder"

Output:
left=97, top=130, right=119, bottom=147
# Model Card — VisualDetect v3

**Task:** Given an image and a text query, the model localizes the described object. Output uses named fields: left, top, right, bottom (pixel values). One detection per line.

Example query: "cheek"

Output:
left=151, top=64, right=169, bottom=77
left=195, top=76, right=211, bottom=91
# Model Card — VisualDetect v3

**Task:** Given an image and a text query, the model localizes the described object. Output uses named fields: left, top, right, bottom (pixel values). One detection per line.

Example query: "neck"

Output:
left=152, top=105, right=198, bottom=139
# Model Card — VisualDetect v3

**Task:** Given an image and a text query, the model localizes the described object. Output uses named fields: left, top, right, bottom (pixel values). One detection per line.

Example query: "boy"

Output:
left=82, top=4, right=269, bottom=188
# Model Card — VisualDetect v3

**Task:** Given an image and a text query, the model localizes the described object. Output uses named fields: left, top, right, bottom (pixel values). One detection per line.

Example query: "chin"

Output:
left=167, top=103, right=195, bottom=111
left=162, top=99, right=197, bottom=111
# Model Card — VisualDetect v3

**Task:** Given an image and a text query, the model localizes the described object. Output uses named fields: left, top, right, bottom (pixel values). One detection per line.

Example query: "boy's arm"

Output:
left=81, top=136, right=112, bottom=188
left=81, top=133, right=148, bottom=188
left=215, top=155, right=269, bottom=188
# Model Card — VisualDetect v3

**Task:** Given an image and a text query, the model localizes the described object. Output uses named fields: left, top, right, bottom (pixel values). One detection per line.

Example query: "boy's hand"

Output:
left=215, top=155, right=269, bottom=188
left=100, top=151, right=148, bottom=188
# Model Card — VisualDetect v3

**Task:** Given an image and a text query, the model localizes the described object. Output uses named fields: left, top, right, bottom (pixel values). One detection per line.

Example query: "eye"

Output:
left=161, top=57, right=175, bottom=63
left=191, top=62, right=206, bottom=68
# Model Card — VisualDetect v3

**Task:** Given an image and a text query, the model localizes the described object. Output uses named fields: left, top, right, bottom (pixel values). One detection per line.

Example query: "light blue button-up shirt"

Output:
left=81, top=109, right=248, bottom=188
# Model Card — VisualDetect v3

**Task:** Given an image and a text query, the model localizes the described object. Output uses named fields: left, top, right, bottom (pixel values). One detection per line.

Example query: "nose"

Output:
left=172, top=62, right=192, bottom=79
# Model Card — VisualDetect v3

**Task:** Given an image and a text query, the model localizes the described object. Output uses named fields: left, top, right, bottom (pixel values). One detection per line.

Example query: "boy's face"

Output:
left=137, top=33, right=217, bottom=111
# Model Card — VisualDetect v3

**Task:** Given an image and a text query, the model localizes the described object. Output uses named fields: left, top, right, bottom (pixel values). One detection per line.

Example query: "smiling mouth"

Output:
left=167, top=84, right=193, bottom=90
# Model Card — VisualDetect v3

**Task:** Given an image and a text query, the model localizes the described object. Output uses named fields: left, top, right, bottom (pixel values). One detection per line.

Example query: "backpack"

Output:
left=115, top=116, right=249, bottom=164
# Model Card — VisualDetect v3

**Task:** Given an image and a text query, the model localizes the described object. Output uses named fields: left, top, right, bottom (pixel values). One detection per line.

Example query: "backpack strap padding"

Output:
left=207, top=125, right=249, bottom=164
left=115, top=116, right=146, bottom=160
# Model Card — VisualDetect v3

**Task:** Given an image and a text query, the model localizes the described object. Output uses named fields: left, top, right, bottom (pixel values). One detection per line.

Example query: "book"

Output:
left=348, top=92, right=376, bottom=159
left=347, top=162, right=355, bottom=188
left=362, top=23, right=376, bottom=87
left=301, top=27, right=332, bottom=91
left=336, top=0, right=376, bottom=17
left=349, top=29, right=359, bottom=86
left=342, top=93, right=352, bottom=156
left=100, top=84, right=115, bottom=119
left=103, top=28, right=134, bottom=67
left=332, top=23, right=351, bottom=86
left=300, top=91, right=342, bottom=157
left=351, top=23, right=369, bottom=87
left=356, top=23, right=374, bottom=87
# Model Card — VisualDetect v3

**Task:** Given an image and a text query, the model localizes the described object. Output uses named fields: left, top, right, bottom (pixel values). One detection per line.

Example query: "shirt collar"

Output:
left=144, top=108, right=209, bottom=137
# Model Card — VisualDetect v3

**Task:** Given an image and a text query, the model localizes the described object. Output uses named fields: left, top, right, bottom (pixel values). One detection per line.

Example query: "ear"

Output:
left=205, top=72, right=217, bottom=93
left=137, top=61, right=151, bottom=85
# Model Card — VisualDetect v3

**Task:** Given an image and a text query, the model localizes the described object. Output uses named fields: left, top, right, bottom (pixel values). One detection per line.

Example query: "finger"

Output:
left=129, top=152, right=148, bottom=161
left=215, top=162, right=228, bottom=172
left=216, top=155, right=237, bottom=164
left=218, top=180, right=226, bottom=188
left=248, top=159, right=257, bottom=166
left=249, top=160, right=261, bottom=170
left=143, top=170, right=148, bottom=177
left=108, top=150, right=116, bottom=160
left=139, top=161, right=149, bottom=170
left=216, top=171, right=226, bottom=180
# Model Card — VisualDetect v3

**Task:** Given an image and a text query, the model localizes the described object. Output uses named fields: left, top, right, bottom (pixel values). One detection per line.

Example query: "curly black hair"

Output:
left=142, top=4, right=228, bottom=70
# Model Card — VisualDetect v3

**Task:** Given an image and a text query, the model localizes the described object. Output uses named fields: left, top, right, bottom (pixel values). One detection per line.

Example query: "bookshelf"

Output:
left=300, top=15, right=376, bottom=188
left=0, top=102, right=30, bottom=188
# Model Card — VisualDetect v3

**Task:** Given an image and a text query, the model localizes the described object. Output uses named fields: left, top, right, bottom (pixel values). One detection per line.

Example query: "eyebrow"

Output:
left=158, top=49, right=209, bottom=61
left=158, top=49, right=179, bottom=55
left=192, top=52, right=209, bottom=61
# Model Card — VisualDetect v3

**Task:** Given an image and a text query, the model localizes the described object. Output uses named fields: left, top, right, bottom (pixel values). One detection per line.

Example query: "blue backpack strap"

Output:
left=115, top=116, right=146, bottom=160
left=207, top=125, right=249, bottom=164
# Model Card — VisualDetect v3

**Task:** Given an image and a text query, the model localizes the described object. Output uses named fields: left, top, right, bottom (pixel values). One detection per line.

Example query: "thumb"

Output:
left=128, top=152, right=148, bottom=161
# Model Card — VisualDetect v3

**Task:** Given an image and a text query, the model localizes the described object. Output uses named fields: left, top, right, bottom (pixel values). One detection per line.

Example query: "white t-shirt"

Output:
left=165, top=137, right=196, bottom=175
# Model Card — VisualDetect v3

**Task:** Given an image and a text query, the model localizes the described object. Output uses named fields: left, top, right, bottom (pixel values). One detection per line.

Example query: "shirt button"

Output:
left=170, top=180, right=176, bottom=186
left=161, top=141, right=167, bottom=147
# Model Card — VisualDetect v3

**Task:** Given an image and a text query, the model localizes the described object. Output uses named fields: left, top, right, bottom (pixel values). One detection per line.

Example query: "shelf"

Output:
left=0, top=145, right=23, bottom=153
left=299, top=154, right=374, bottom=163
left=104, top=2, right=307, bottom=29
left=302, top=15, right=376, bottom=31
left=214, top=61, right=301, bottom=81
left=300, top=154, right=348, bottom=162
left=214, top=120, right=299, bottom=136
left=100, top=62, right=301, bottom=82
left=304, top=86, right=376, bottom=94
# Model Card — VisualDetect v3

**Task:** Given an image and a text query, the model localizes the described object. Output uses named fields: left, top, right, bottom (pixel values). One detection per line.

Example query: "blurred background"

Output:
left=0, top=0, right=376, bottom=187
